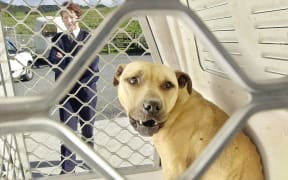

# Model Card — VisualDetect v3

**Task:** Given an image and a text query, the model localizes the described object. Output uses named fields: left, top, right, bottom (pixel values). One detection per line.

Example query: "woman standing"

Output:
left=48, top=1, right=99, bottom=174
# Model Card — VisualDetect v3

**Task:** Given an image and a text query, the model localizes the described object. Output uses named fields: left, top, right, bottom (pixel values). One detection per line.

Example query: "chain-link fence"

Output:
left=0, top=0, right=160, bottom=179
left=0, top=134, right=26, bottom=180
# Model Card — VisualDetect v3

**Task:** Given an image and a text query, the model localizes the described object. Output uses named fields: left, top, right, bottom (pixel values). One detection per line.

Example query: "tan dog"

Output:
left=113, top=61, right=263, bottom=180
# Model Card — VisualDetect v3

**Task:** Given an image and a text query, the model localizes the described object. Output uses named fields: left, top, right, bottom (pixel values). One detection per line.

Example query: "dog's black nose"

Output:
left=143, top=99, right=162, bottom=114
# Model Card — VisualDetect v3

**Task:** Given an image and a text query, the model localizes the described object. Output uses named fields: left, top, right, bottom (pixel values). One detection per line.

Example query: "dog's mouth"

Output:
left=129, top=117, right=164, bottom=137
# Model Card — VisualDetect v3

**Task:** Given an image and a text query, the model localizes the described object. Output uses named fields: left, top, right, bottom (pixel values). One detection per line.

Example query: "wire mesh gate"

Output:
left=0, top=0, right=160, bottom=179
left=1, top=0, right=288, bottom=179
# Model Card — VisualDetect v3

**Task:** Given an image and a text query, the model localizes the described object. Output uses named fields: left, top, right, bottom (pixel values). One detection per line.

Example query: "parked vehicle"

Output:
left=5, top=39, right=33, bottom=81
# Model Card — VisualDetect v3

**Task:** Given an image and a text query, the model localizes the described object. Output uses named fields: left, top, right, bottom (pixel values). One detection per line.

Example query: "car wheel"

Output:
left=22, top=69, right=33, bottom=81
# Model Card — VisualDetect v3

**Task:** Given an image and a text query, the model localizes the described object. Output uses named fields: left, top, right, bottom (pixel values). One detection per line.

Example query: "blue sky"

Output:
left=0, top=0, right=124, bottom=7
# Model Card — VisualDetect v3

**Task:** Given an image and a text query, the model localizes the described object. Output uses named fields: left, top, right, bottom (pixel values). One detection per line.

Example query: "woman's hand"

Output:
left=56, top=51, right=63, bottom=59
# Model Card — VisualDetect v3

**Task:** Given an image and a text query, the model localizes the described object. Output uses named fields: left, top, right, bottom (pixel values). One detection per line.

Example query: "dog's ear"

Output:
left=175, top=71, right=192, bottom=94
left=113, top=64, right=126, bottom=86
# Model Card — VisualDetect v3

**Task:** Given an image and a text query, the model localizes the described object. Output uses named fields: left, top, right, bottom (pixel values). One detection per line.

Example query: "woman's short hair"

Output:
left=60, top=1, right=81, bottom=18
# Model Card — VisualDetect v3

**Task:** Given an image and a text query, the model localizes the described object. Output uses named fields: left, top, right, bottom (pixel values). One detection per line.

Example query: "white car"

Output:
left=5, top=39, right=33, bottom=81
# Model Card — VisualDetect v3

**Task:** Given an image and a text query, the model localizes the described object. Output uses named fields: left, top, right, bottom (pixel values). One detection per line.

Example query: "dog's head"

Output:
left=113, top=61, right=192, bottom=136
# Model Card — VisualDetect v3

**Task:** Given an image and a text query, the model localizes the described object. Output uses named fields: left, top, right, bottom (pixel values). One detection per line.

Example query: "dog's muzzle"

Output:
left=128, top=98, right=165, bottom=136
left=129, top=117, right=164, bottom=137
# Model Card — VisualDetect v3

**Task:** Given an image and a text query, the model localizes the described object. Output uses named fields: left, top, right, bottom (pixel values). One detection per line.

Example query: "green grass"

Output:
left=1, top=6, right=143, bottom=37
left=1, top=7, right=114, bottom=34
left=0, top=6, right=147, bottom=54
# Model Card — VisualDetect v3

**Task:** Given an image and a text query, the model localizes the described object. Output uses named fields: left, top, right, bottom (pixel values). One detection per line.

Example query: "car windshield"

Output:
left=5, top=40, right=17, bottom=54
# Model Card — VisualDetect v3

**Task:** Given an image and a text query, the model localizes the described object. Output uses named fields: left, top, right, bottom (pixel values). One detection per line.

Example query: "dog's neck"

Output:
left=153, top=90, right=203, bottom=138
left=153, top=89, right=198, bottom=138
left=175, top=87, right=193, bottom=105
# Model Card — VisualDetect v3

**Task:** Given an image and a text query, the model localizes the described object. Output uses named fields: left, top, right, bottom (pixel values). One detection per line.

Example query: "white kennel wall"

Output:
left=144, top=0, right=288, bottom=179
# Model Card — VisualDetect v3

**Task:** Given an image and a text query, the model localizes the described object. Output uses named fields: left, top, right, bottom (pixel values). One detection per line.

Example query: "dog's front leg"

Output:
left=162, top=160, right=190, bottom=180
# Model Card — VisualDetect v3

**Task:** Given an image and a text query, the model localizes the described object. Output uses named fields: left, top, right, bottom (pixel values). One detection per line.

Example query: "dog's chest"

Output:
left=152, top=124, right=194, bottom=156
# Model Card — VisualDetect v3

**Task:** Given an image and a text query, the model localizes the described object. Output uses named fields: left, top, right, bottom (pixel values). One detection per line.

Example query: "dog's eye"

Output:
left=161, top=81, right=174, bottom=90
left=127, top=77, right=139, bottom=85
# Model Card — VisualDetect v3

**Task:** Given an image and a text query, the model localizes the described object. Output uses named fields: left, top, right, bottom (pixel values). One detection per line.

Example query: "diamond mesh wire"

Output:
left=0, top=135, right=25, bottom=180
left=0, top=1, right=158, bottom=178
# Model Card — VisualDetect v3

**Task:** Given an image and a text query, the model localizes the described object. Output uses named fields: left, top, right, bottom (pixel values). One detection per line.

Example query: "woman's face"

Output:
left=61, top=11, right=78, bottom=32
